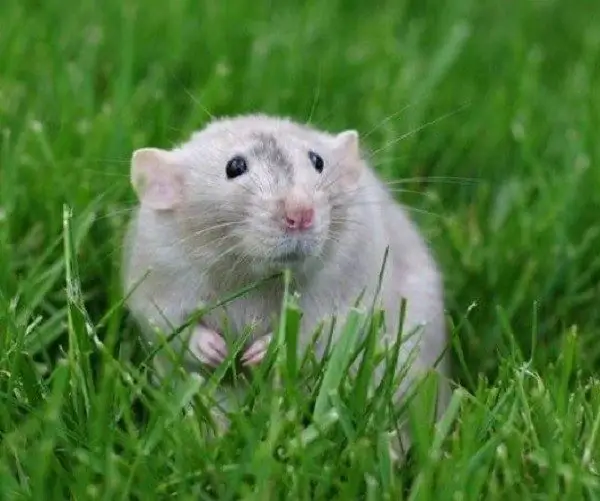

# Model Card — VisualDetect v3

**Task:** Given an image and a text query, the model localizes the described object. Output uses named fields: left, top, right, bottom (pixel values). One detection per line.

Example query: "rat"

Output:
left=121, top=113, right=451, bottom=426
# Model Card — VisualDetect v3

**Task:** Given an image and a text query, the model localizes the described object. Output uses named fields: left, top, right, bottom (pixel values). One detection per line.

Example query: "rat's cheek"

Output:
left=250, top=201, right=283, bottom=235
left=333, top=161, right=362, bottom=191
left=312, top=196, right=331, bottom=229
left=235, top=221, right=273, bottom=256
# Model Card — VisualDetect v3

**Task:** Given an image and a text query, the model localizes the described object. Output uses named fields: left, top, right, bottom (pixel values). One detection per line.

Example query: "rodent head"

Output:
left=130, top=114, right=364, bottom=277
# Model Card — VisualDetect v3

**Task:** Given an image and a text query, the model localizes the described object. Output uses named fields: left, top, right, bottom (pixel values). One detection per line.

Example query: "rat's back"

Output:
left=362, top=169, right=450, bottom=408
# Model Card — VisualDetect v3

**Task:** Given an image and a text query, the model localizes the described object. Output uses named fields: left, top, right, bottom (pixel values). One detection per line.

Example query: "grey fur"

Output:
left=250, top=132, right=293, bottom=180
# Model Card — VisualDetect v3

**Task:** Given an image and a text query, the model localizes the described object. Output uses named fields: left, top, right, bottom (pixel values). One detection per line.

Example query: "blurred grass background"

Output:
left=1, top=0, right=599, bottom=497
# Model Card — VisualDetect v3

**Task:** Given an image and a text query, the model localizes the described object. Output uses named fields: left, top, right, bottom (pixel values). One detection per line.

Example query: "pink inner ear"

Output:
left=145, top=179, right=180, bottom=210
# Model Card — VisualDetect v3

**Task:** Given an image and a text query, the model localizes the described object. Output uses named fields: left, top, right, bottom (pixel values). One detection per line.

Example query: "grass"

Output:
left=1, top=0, right=600, bottom=498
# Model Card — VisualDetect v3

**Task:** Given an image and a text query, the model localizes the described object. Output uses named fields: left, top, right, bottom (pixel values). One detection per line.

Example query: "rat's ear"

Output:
left=131, top=148, right=184, bottom=211
left=333, top=130, right=360, bottom=159
left=332, top=130, right=362, bottom=186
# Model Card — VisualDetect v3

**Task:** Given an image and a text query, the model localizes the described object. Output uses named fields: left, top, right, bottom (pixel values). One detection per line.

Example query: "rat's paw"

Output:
left=241, top=334, right=273, bottom=367
left=190, top=325, right=228, bottom=367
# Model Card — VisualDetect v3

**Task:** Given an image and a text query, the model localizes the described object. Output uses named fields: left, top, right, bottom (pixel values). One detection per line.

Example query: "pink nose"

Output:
left=284, top=207, right=314, bottom=230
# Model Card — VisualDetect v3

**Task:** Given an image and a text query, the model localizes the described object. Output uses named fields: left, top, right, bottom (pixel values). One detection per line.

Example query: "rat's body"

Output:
left=122, top=114, right=450, bottom=420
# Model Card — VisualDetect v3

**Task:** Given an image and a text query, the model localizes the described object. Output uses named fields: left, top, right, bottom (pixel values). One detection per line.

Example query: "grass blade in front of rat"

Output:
left=312, top=307, right=366, bottom=423
left=282, top=287, right=302, bottom=388
left=405, top=384, right=464, bottom=499
left=139, top=271, right=282, bottom=369
left=249, top=269, right=298, bottom=501
left=351, top=307, right=385, bottom=403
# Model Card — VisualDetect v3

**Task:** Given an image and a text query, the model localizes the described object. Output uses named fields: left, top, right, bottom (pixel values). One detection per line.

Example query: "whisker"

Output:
left=170, top=221, right=244, bottom=249
left=190, top=220, right=241, bottom=237
left=81, top=169, right=131, bottom=179
left=92, top=206, right=138, bottom=222
left=361, top=103, right=416, bottom=139
left=84, top=158, right=132, bottom=165
left=329, top=215, right=371, bottom=228
left=183, top=87, right=262, bottom=149
left=197, top=240, right=246, bottom=273
left=367, top=102, right=471, bottom=157
left=370, top=154, right=413, bottom=167
left=379, top=188, right=430, bottom=197
left=341, top=201, right=445, bottom=219
left=184, top=88, right=216, bottom=121
left=177, top=229, right=240, bottom=253
left=382, top=176, right=479, bottom=186
left=306, top=66, right=323, bottom=126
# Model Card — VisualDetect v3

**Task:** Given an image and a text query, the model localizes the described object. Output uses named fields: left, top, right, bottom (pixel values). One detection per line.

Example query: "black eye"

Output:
left=308, top=151, right=324, bottom=173
left=226, top=155, right=248, bottom=179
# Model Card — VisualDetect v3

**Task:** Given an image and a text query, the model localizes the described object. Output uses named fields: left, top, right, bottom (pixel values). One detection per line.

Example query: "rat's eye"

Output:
left=308, top=151, right=324, bottom=173
left=226, top=155, right=248, bottom=179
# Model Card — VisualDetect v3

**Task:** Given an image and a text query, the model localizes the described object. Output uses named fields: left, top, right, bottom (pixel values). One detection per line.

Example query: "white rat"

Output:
left=121, top=113, right=451, bottom=422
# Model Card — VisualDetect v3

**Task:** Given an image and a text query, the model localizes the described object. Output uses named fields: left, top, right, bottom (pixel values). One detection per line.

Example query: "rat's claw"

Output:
left=241, top=334, right=273, bottom=367
left=190, top=325, right=228, bottom=367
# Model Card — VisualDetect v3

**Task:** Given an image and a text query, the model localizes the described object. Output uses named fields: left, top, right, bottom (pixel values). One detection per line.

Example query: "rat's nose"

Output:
left=284, top=206, right=314, bottom=230
left=282, top=188, right=315, bottom=231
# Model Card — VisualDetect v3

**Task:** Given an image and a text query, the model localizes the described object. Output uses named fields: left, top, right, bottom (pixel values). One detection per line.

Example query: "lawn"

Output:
left=1, top=0, right=599, bottom=499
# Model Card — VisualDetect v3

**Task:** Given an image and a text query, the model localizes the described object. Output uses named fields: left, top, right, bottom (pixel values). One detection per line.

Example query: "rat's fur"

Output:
left=122, top=113, right=451, bottom=429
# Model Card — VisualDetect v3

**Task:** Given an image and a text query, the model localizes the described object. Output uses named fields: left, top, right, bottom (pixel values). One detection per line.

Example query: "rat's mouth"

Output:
left=270, top=235, right=321, bottom=263
left=273, top=250, right=304, bottom=263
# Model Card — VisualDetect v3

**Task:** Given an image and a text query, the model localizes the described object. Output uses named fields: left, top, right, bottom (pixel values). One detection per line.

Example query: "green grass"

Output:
left=1, top=0, right=600, bottom=498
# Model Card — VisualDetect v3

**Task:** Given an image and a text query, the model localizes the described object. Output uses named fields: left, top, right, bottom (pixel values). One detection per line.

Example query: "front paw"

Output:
left=240, top=334, right=273, bottom=367
left=190, top=325, right=228, bottom=367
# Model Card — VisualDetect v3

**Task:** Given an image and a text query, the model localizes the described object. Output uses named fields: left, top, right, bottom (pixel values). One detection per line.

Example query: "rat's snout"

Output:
left=285, top=206, right=314, bottom=231
left=281, top=187, right=315, bottom=231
